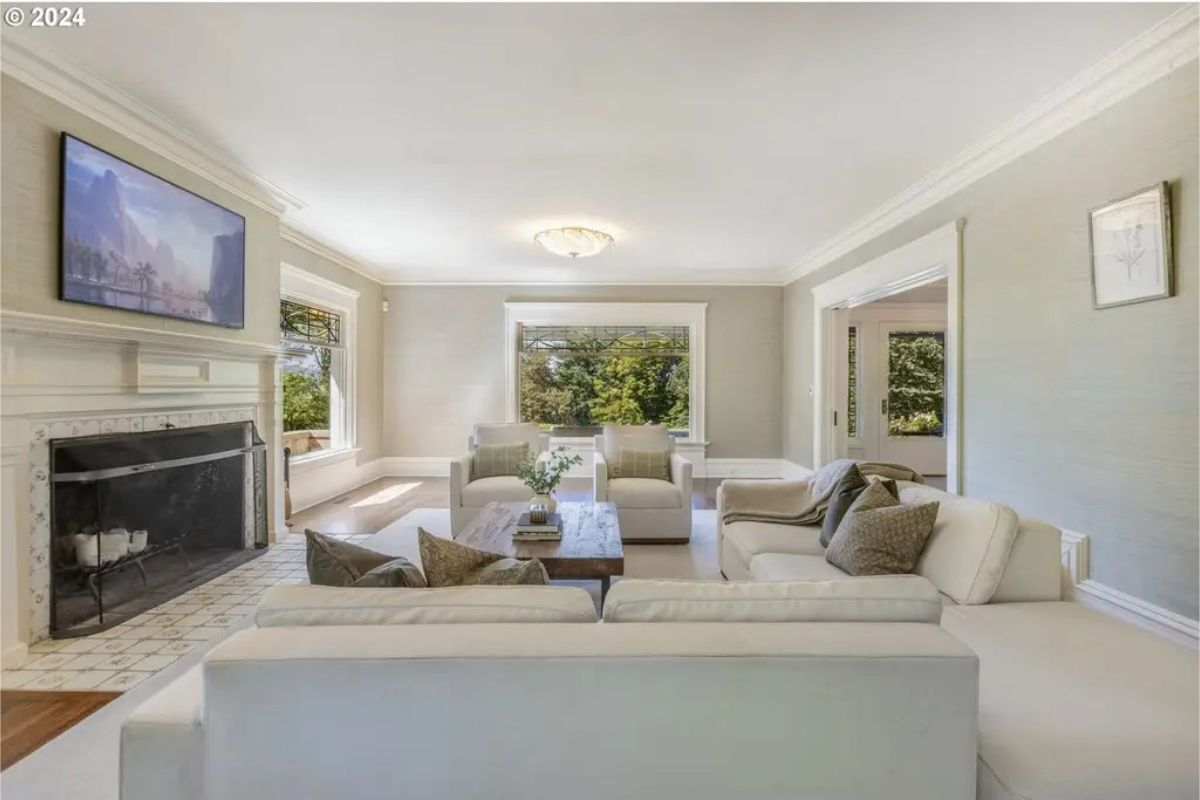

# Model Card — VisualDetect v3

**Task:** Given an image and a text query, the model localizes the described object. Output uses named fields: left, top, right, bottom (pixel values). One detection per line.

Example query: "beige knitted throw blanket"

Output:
left=719, top=459, right=925, bottom=526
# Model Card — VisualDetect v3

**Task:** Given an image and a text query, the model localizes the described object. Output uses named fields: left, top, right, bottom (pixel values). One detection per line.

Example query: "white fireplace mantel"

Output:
left=0, top=310, right=285, bottom=667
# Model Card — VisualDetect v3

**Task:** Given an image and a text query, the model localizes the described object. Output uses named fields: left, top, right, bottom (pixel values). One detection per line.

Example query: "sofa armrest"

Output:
left=670, top=452, right=692, bottom=502
left=449, top=453, right=471, bottom=509
left=593, top=451, right=609, bottom=502
left=120, top=666, right=204, bottom=800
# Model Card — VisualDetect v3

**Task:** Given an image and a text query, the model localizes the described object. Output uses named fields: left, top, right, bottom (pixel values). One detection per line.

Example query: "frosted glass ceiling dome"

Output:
left=534, top=227, right=615, bottom=258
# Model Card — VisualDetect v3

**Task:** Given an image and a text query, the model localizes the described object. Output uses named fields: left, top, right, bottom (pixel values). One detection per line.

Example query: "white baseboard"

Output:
left=2, top=642, right=29, bottom=670
left=706, top=458, right=793, bottom=479
left=379, top=456, right=451, bottom=477
left=1059, top=528, right=1198, bottom=646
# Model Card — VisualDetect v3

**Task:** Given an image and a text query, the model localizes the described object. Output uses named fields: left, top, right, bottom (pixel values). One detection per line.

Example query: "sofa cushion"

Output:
left=749, top=553, right=852, bottom=582
left=825, top=494, right=939, bottom=577
left=901, top=486, right=1020, bottom=604
left=608, top=477, right=681, bottom=509
left=989, top=517, right=1062, bottom=603
left=942, top=601, right=1198, bottom=800
left=723, top=521, right=824, bottom=567
left=120, top=665, right=204, bottom=800
left=603, top=577, right=942, bottom=623
left=304, top=529, right=393, bottom=587
left=419, top=529, right=547, bottom=587
left=471, top=441, right=529, bottom=480
left=256, top=585, right=598, bottom=626
left=350, top=557, right=427, bottom=588
left=461, top=475, right=533, bottom=505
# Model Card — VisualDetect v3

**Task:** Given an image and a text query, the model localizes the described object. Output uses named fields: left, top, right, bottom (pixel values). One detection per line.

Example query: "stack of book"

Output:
left=514, top=512, right=562, bottom=541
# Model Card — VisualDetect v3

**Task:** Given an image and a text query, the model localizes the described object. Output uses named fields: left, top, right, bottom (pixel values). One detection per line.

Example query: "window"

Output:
left=505, top=303, right=706, bottom=442
left=519, top=325, right=690, bottom=437
left=886, top=330, right=945, bottom=437
left=280, top=295, right=351, bottom=459
left=847, top=325, right=858, bottom=438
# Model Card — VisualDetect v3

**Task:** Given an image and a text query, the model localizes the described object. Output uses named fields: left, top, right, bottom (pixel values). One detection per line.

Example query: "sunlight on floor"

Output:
left=349, top=482, right=422, bottom=508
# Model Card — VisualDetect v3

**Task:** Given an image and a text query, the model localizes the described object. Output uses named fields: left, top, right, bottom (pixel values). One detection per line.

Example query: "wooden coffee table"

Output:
left=457, top=501, right=624, bottom=601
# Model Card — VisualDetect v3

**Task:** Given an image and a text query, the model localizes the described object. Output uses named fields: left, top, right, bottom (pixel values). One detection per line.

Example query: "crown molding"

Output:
left=380, top=278, right=785, bottom=287
left=279, top=223, right=388, bottom=285
left=0, top=36, right=303, bottom=216
left=782, top=5, right=1200, bottom=285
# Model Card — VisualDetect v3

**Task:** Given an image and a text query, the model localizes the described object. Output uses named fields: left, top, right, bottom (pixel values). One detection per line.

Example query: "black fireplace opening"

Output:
left=49, top=422, right=268, bottom=638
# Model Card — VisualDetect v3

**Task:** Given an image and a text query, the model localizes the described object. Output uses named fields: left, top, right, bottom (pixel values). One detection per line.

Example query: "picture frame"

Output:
left=1088, top=181, right=1173, bottom=310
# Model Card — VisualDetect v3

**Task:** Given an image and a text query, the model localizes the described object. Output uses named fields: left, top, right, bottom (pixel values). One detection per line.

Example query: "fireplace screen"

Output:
left=49, top=422, right=268, bottom=638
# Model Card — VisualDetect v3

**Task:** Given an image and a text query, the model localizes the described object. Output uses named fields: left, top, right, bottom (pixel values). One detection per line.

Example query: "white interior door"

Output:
left=876, top=323, right=947, bottom=475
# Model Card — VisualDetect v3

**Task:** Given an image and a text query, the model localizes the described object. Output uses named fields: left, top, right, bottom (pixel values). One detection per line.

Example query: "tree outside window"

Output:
left=280, top=299, right=342, bottom=455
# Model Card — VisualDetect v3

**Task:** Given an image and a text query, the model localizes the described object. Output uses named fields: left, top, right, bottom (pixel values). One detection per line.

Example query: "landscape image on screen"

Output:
left=61, top=135, right=246, bottom=327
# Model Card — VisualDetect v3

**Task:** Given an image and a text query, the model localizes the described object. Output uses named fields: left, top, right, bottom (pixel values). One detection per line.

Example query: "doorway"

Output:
left=844, top=286, right=948, bottom=477
left=811, top=221, right=962, bottom=493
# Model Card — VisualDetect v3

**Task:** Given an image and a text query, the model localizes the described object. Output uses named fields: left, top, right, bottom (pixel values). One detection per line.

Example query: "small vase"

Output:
left=532, top=493, right=557, bottom=514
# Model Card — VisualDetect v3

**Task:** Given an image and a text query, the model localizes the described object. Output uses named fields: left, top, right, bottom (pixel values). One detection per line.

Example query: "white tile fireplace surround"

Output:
left=0, top=311, right=286, bottom=668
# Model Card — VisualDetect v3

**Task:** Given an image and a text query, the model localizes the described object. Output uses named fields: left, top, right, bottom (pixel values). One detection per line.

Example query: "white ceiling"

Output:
left=6, top=3, right=1183, bottom=284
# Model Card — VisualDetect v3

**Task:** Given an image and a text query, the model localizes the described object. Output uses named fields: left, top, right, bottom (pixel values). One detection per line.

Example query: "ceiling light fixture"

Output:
left=534, top=226, right=614, bottom=258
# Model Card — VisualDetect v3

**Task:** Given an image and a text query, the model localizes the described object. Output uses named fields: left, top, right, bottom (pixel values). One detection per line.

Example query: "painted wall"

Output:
left=383, top=285, right=783, bottom=459
left=0, top=75, right=281, bottom=346
left=783, top=66, right=1199, bottom=618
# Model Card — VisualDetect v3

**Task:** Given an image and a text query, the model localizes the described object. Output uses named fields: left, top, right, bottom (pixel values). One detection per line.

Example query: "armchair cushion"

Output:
left=461, top=476, right=533, bottom=506
left=600, top=424, right=669, bottom=466
left=608, top=477, right=682, bottom=509
left=473, top=422, right=541, bottom=454
left=611, top=447, right=670, bottom=480
left=470, top=441, right=530, bottom=480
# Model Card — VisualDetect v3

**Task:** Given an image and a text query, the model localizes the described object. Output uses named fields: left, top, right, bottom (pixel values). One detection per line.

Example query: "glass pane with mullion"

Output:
left=281, top=342, right=332, bottom=455
left=887, top=330, right=945, bottom=438
left=847, top=326, right=858, bottom=438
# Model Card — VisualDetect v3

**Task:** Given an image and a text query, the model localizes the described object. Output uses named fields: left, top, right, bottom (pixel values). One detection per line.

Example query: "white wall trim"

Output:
left=281, top=223, right=388, bottom=286
left=502, top=302, right=707, bottom=445
left=811, top=222, right=963, bottom=493
left=1059, top=529, right=1198, bottom=646
left=382, top=278, right=783, bottom=288
left=0, top=37, right=301, bottom=216
left=784, top=5, right=1200, bottom=284
left=288, top=456, right=384, bottom=515
left=379, top=457, right=453, bottom=478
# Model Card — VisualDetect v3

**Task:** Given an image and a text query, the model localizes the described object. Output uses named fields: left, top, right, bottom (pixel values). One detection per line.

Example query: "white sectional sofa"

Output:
left=121, top=581, right=979, bottom=800
left=718, top=478, right=1200, bottom=800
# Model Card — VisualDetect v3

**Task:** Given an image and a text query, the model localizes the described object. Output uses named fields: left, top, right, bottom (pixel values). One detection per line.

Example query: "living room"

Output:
left=1, top=3, right=1197, bottom=799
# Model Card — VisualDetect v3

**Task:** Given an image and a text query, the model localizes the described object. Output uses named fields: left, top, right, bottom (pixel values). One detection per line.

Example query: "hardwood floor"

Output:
left=287, top=476, right=722, bottom=535
left=0, top=690, right=121, bottom=770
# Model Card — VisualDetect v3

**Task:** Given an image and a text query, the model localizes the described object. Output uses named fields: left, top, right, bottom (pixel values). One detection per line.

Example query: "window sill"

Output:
left=289, top=446, right=361, bottom=472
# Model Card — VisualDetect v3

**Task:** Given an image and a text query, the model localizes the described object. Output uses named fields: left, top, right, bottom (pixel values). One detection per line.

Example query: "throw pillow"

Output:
left=471, top=442, right=530, bottom=480
left=820, top=465, right=868, bottom=547
left=305, top=529, right=394, bottom=587
left=350, top=557, right=428, bottom=588
left=418, top=528, right=548, bottom=587
left=825, top=501, right=940, bottom=576
left=611, top=447, right=670, bottom=480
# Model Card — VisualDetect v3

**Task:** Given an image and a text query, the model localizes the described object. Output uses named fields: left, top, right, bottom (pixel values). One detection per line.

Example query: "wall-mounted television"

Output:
left=59, top=133, right=246, bottom=328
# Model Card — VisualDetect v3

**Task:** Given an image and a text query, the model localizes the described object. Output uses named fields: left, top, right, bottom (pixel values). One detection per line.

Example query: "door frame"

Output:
left=811, top=220, right=964, bottom=494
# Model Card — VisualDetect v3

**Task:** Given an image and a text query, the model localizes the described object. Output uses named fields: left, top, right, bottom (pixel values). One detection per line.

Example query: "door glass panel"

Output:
left=847, top=326, right=858, bottom=438
left=887, top=331, right=945, bottom=438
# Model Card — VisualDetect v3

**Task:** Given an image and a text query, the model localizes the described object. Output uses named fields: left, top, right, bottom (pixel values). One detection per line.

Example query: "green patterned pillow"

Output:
left=471, top=442, right=530, bottom=480
left=418, top=528, right=548, bottom=587
left=611, top=447, right=670, bottom=480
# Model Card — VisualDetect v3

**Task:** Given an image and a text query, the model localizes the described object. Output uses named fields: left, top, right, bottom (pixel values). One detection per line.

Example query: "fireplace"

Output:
left=49, top=422, right=268, bottom=638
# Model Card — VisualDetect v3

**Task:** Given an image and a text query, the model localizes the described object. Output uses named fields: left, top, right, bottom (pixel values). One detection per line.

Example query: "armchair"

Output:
left=450, top=423, right=549, bottom=534
left=593, top=424, right=692, bottom=542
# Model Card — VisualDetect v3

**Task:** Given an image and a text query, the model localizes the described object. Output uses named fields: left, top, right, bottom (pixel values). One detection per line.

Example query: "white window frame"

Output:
left=280, top=263, right=359, bottom=465
left=503, top=302, right=707, bottom=445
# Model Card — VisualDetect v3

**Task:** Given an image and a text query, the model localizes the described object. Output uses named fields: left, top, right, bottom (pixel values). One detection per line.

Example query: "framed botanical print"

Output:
left=1088, top=182, right=1173, bottom=309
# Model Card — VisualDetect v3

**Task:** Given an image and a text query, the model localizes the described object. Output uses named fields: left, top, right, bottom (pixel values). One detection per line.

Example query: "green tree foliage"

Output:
left=519, top=341, right=689, bottom=432
left=282, top=347, right=331, bottom=432
left=887, top=333, right=944, bottom=436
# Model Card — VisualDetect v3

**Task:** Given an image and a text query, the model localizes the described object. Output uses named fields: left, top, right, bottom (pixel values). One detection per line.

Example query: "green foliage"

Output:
left=282, top=347, right=331, bottom=432
left=515, top=447, right=583, bottom=495
left=519, top=341, right=689, bottom=432
left=887, top=333, right=945, bottom=436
